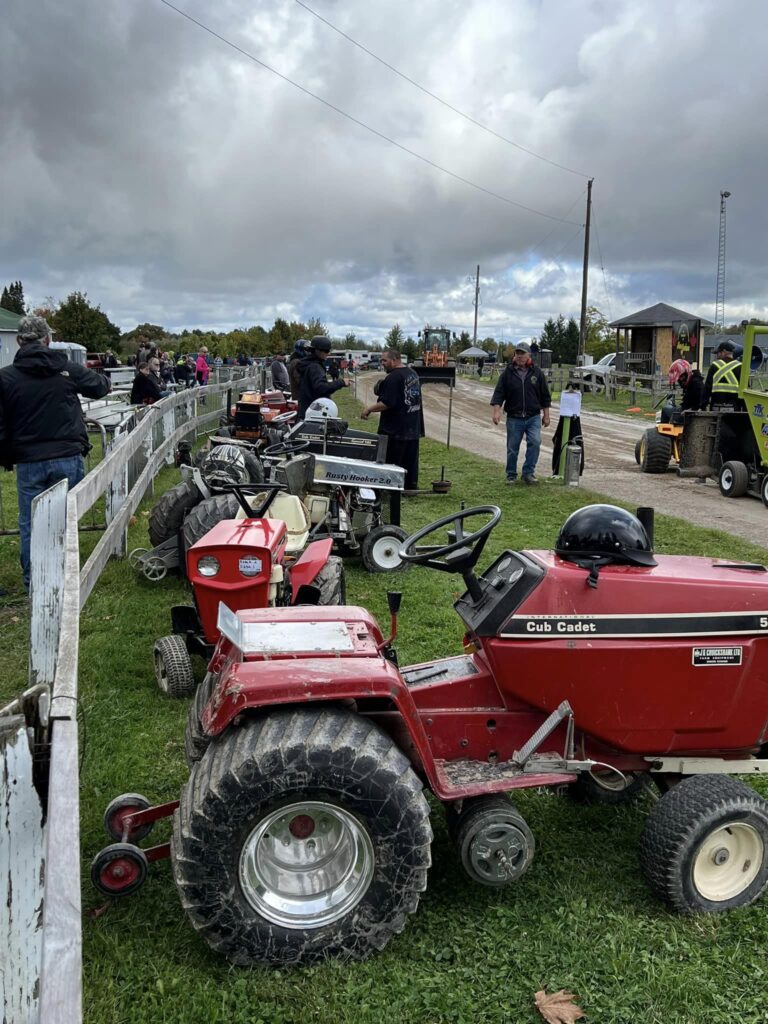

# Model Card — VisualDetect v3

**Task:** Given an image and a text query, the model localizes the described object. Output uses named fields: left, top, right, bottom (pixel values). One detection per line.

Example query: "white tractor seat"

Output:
left=235, top=492, right=311, bottom=553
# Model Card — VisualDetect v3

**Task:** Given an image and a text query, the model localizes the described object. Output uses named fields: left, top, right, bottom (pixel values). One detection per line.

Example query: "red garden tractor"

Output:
left=95, top=503, right=768, bottom=967
left=152, top=481, right=345, bottom=698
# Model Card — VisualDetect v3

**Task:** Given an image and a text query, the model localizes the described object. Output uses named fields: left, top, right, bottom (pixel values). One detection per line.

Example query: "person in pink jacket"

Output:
left=195, top=347, right=210, bottom=387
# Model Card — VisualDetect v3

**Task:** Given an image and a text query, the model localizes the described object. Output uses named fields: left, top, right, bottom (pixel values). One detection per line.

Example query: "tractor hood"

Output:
left=455, top=549, right=768, bottom=640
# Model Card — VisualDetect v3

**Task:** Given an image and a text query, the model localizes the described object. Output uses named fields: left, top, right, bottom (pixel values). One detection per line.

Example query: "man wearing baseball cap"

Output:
left=490, top=340, right=551, bottom=484
left=0, top=314, right=110, bottom=590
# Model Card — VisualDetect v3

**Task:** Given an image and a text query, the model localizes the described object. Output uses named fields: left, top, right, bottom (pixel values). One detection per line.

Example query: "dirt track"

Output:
left=356, top=374, right=768, bottom=544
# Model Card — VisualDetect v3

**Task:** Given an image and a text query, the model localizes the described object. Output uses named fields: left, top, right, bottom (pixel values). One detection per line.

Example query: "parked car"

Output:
left=569, top=352, right=617, bottom=390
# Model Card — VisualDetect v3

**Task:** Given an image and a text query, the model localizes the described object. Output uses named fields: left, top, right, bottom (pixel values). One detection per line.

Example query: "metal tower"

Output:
left=714, top=190, right=731, bottom=332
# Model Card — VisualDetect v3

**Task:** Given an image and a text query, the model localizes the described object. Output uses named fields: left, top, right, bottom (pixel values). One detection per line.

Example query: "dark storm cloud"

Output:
left=1, top=0, right=766, bottom=337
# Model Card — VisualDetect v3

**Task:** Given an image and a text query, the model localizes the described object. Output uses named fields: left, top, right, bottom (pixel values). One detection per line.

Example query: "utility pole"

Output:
left=578, top=178, right=594, bottom=361
left=714, top=190, right=731, bottom=332
left=472, top=264, right=480, bottom=346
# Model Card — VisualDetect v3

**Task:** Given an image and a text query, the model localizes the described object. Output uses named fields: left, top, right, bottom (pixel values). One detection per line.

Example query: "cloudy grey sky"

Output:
left=2, top=0, right=766, bottom=341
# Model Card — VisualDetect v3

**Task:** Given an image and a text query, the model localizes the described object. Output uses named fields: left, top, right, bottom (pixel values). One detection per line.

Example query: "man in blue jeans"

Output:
left=0, top=315, right=110, bottom=591
left=490, top=340, right=551, bottom=484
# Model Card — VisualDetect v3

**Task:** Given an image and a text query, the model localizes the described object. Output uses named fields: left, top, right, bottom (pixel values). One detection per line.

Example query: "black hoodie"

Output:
left=0, top=342, right=110, bottom=466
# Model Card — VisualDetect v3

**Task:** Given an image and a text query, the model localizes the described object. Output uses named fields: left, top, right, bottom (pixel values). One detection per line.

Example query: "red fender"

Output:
left=290, top=538, right=334, bottom=603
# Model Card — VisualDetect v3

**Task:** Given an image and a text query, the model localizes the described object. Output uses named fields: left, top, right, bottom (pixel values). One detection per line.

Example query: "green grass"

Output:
left=4, top=395, right=768, bottom=1023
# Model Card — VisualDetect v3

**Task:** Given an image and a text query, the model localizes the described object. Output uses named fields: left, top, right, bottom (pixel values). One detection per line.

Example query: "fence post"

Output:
left=1, top=715, right=46, bottom=1024
left=630, top=372, right=637, bottom=405
left=106, top=432, right=130, bottom=557
left=29, top=479, right=68, bottom=688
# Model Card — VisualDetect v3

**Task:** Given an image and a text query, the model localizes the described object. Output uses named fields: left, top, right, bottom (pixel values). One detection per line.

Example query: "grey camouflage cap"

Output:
left=17, top=314, right=52, bottom=343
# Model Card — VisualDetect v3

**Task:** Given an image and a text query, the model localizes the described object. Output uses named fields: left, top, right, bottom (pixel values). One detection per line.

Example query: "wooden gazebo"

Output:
left=609, top=303, right=713, bottom=375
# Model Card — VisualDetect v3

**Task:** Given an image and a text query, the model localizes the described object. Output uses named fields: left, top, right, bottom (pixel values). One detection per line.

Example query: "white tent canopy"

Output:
left=457, top=346, right=487, bottom=358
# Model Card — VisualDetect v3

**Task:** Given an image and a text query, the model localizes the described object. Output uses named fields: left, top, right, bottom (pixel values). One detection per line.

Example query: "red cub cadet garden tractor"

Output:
left=152, top=481, right=344, bottom=698
left=95, top=504, right=768, bottom=968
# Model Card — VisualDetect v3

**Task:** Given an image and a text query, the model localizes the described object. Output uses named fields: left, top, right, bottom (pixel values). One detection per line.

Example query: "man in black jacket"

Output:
left=0, top=315, right=110, bottom=589
left=490, top=341, right=551, bottom=484
left=130, top=362, right=164, bottom=405
left=361, top=348, right=423, bottom=489
left=297, top=336, right=348, bottom=418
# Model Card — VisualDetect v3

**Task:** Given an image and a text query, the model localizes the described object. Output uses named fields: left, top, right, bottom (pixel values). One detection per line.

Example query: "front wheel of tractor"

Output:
left=360, top=525, right=409, bottom=573
left=153, top=635, right=196, bottom=698
left=639, top=774, right=768, bottom=913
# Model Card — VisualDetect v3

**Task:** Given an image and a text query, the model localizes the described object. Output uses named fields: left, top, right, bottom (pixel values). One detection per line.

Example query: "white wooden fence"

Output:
left=1, top=372, right=259, bottom=1023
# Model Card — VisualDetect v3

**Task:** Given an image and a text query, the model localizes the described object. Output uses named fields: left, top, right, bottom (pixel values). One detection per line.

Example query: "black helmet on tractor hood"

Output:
left=555, top=504, right=657, bottom=567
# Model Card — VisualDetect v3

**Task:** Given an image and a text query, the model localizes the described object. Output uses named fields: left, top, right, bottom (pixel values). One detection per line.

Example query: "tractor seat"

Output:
left=235, top=492, right=311, bottom=553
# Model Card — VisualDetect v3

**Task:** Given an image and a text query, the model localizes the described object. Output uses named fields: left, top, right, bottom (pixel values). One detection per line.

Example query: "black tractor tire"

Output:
left=148, top=479, right=203, bottom=546
left=311, top=555, right=346, bottom=605
left=242, top=451, right=264, bottom=483
left=761, top=473, right=768, bottom=509
left=719, top=460, right=749, bottom=498
left=172, top=708, right=432, bottom=966
left=360, top=524, right=409, bottom=573
left=639, top=774, right=768, bottom=913
left=568, top=769, right=647, bottom=805
left=640, top=429, right=672, bottom=474
left=182, top=493, right=241, bottom=551
left=634, top=438, right=642, bottom=465
left=154, top=635, right=196, bottom=699
left=185, top=671, right=216, bottom=768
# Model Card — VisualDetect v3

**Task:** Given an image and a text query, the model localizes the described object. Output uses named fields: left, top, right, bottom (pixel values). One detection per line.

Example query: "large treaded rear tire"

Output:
left=172, top=708, right=432, bottom=966
left=182, top=493, right=241, bottom=550
left=639, top=774, right=768, bottom=913
left=311, top=555, right=346, bottom=605
left=640, top=429, right=672, bottom=474
left=148, top=480, right=202, bottom=546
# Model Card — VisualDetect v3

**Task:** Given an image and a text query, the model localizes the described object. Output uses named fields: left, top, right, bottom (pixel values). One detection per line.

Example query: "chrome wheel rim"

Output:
left=239, top=801, right=374, bottom=929
left=692, top=823, right=763, bottom=901
left=371, top=534, right=403, bottom=569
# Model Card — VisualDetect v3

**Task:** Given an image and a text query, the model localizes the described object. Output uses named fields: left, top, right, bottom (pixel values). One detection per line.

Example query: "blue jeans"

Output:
left=17, top=456, right=84, bottom=589
left=505, top=415, right=541, bottom=479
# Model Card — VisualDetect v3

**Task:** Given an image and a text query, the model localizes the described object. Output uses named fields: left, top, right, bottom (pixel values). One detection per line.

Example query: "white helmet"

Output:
left=305, top=398, right=339, bottom=421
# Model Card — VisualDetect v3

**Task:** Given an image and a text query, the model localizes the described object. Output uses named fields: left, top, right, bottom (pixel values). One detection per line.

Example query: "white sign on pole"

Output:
left=559, top=391, right=582, bottom=418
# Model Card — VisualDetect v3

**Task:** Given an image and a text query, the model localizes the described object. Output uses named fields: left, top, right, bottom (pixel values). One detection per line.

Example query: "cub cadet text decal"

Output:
left=501, top=612, right=768, bottom=639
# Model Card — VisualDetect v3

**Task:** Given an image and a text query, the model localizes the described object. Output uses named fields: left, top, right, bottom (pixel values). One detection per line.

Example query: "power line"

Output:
left=157, top=0, right=582, bottom=226
left=293, top=0, right=592, bottom=180
left=526, top=187, right=587, bottom=262
left=591, top=204, right=613, bottom=321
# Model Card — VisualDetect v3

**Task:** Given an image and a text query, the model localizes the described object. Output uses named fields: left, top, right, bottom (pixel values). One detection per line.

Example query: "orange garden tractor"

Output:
left=96, top=502, right=768, bottom=967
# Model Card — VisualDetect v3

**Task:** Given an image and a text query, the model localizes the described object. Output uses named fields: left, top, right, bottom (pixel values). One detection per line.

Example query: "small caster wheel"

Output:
left=128, top=547, right=149, bottom=569
left=103, top=793, right=153, bottom=843
left=455, top=795, right=535, bottom=887
left=91, top=843, right=149, bottom=897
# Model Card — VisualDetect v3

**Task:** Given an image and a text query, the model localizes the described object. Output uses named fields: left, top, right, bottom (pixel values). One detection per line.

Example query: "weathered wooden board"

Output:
left=1, top=718, right=45, bottom=1024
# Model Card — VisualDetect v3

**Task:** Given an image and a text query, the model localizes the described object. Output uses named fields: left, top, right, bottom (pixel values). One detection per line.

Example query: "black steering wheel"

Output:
left=400, top=505, right=502, bottom=575
left=653, top=391, right=675, bottom=409
left=263, top=439, right=310, bottom=458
